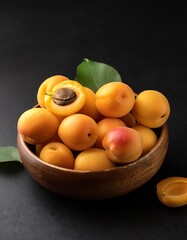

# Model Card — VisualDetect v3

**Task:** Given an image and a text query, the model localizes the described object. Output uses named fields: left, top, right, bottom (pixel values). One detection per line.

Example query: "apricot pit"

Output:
left=52, top=88, right=77, bottom=106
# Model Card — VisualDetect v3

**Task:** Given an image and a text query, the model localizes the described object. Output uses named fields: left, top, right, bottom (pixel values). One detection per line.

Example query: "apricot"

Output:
left=74, top=148, right=116, bottom=171
left=102, top=127, right=143, bottom=164
left=17, top=108, right=60, bottom=145
left=95, top=82, right=135, bottom=118
left=37, top=75, right=69, bottom=108
left=78, top=87, right=102, bottom=122
left=156, top=177, right=187, bottom=207
left=44, top=80, right=86, bottom=117
left=94, top=118, right=126, bottom=149
left=132, top=124, right=158, bottom=154
left=35, top=132, right=62, bottom=156
left=39, top=142, right=74, bottom=169
left=132, top=90, right=170, bottom=128
left=58, top=113, right=98, bottom=151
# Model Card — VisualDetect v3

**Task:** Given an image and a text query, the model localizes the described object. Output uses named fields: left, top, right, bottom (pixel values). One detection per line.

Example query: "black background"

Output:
left=0, top=1, right=187, bottom=239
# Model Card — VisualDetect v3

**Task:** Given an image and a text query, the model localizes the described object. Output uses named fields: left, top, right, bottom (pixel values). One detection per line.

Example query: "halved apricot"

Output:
left=44, top=80, right=86, bottom=117
left=37, top=75, right=69, bottom=108
left=156, top=177, right=187, bottom=207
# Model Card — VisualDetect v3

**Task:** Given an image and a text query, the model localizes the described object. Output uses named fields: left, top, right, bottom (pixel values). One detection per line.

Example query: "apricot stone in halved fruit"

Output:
left=37, top=75, right=69, bottom=108
left=44, top=80, right=86, bottom=117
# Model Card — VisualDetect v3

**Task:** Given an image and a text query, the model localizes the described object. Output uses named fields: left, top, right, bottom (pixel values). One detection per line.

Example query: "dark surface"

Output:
left=0, top=1, right=187, bottom=239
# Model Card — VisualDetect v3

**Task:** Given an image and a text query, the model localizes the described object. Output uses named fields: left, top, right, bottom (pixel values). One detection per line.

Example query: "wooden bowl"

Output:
left=17, top=124, right=169, bottom=200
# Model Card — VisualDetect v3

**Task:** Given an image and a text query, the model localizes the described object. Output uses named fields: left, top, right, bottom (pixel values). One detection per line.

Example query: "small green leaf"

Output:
left=75, top=58, right=122, bottom=92
left=0, top=146, right=22, bottom=163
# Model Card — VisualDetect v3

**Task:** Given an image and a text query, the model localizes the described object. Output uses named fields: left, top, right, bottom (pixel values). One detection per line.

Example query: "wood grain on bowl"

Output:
left=17, top=124, right=169, bottom=200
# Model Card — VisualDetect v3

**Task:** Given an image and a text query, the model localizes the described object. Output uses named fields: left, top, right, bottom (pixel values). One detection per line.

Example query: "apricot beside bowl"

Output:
left=17, top=124, right=169, bottom=200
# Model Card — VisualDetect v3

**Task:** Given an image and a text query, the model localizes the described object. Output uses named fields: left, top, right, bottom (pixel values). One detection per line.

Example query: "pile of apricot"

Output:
left=17, top=74, right=170, bottom=172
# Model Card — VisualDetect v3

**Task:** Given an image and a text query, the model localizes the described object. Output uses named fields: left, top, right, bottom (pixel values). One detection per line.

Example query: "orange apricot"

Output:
left=132, top=124, right=158, bottom=155
left=95, top=82, right=135, bottom=118
left=94, top=118, right=126, bottom=149
left=17, top=107, right=60, bottom=145
left=39, top=142, right=74, bottom=169
left=58, top=113, right=98, bottom=151
left=132, top=90, right=170, bottom=128
left=156, top=177, right=187, bottom=207
left=44, top=80, right=86, bottom=117
left=37, top=75, right=69, bottom=108
left=102, top=127, right=143, bottom=164
left=35, top=132, right=62, bottom=156
left=74, top=148, right=116, bottom=171
left=78, top=87, right=102, bottom=122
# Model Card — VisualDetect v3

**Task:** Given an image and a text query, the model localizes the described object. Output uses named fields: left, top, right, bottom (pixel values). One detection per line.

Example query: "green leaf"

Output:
left=0, top=146, right=22, bottom=163
left=75, top=58, right=122, bottom=92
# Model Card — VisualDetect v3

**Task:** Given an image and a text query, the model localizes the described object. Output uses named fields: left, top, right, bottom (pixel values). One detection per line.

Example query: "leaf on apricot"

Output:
left=75, top=58, right=122, bottom=92
left=0, top=146, right=22, bottom=163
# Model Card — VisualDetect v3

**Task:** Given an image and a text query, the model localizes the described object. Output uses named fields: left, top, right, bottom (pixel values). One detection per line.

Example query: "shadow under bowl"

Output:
left=17, top=124, right=169, bottom=200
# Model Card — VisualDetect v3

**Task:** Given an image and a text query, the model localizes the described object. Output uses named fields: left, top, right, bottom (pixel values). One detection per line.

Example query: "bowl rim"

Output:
left=17, top=123, right=168, bottom=175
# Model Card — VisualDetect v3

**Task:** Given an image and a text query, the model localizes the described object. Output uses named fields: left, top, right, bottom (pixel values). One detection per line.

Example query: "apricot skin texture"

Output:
left=95, top=82, right=135, bottom=118
left=132, top=124, right=158, bottom=155
left=132, top=90, right=170, bottom=128
left=74, top=148, right=116, bottom=171
left=39, top=142, right=74, bottom=169
left=17, top=108, right=60, bottom=145
left=58, top=114, right=98, bottom=151
left=94, top=118, right=126, bottom=149
left=102, top=127, right=143, bottom=164
left=78, top=87, right=102, bottom=122
left=35, top=132, right=62, bottom=156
